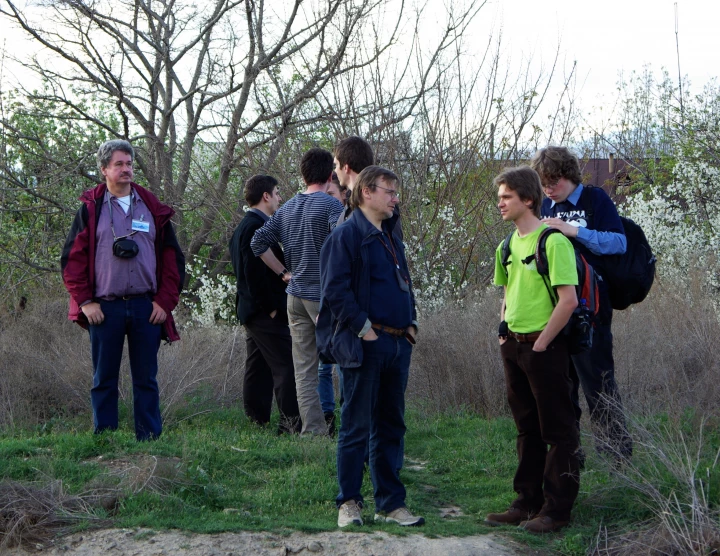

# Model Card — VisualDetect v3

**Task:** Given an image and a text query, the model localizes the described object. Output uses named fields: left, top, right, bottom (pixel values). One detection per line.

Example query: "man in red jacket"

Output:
left=61, top=140, right=185, bottom=441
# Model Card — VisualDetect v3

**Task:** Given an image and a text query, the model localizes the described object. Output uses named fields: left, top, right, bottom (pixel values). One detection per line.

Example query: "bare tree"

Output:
left=0, top=0, right=483, bottom=257
left=1, top=0, right=581, bottom=312
left=328, top=29, right=579, bottom=304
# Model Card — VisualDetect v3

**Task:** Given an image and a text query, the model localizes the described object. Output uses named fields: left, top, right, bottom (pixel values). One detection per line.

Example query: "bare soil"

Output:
left=5, top=527, right=523, bottom=555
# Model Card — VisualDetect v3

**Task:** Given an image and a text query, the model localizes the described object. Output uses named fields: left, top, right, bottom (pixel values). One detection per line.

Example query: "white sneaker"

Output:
left=375, top=506, right=425, bottom=526
left=338, top=500, right=363, bottom=527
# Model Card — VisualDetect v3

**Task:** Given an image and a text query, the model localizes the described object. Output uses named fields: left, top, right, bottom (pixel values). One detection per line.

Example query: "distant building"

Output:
left=580, top=156, right=633, bottom=201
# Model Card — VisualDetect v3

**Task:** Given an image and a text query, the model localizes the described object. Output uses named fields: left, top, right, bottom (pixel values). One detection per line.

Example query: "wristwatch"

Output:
left=278, top=268, right=288, bottom=278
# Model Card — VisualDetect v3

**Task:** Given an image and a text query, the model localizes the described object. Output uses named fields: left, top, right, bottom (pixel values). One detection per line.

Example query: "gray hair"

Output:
left=97, top=139, right=134, bottom=172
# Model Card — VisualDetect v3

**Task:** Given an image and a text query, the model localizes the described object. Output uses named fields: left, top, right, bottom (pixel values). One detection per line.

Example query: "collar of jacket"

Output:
left=80, top=182, right=175, bottom=223
left=346, top=204, right=400, bottom=240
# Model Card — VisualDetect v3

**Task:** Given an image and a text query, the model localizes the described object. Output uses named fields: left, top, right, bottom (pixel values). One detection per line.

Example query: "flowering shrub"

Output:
left=628, top=156, right=720, bottom=293
left=181, top=258, right=236, bottom=327
left=404, top=203, right=472, bottom=313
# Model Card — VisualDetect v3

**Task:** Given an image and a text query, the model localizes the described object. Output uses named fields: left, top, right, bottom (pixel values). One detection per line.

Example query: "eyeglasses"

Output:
left=374, top=184, right=399, bottom=199
left=542, top=179, right=561, bottom=189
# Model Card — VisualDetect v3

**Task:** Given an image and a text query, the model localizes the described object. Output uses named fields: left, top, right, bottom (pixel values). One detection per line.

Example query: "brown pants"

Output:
left=500, top=335, right=580, bottom=521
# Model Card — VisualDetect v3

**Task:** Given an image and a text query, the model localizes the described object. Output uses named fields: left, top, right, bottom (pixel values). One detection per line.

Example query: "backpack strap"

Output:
left=500, top=231, right=514, bottom=276
left=535, top=227, right=561, bottom=306
left=535, top=227, right=562, bottom=276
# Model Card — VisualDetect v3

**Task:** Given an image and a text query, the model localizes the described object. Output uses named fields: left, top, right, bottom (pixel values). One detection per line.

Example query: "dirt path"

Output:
left=6, top=528, right=523, bottom=555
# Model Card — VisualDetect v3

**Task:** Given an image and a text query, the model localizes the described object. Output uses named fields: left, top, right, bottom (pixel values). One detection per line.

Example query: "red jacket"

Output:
left=60, top=182, right=185, bottom=342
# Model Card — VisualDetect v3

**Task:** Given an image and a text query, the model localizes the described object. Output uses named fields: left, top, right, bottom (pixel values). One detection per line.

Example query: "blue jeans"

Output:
left=89, top=297, right=162, bottom=441
left=336, top=332, right=411, bottom=512
left=318, top=363, right=336, bottom=413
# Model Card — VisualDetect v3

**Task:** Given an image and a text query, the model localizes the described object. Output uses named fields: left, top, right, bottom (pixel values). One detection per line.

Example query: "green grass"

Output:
left=1, top=406, right=718, bottom=554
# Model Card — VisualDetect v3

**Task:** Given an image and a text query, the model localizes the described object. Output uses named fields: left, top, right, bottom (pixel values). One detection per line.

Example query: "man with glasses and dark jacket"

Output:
left=317, top=166, right=423, bottom=529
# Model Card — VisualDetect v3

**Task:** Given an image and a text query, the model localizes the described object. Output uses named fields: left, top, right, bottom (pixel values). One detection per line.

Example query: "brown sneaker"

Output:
left=519, top=515, right=569, bottom=533
left=485, top=507, right=536, bottom=526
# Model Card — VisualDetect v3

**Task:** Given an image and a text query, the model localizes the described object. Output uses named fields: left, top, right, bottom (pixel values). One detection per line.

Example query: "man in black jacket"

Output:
left=230, top=175, right=301, bottom=433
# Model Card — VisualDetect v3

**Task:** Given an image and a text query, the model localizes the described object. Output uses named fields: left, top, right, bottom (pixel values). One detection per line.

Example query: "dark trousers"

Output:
left=243, top=312, right=301, bottom=434
left=89, top=297, right=162, bottom=441
left=336, top=333, right=411, bottom=512
left=500, top=336, right=580, bottom=521
left=570, top=298, right=633, bottom=459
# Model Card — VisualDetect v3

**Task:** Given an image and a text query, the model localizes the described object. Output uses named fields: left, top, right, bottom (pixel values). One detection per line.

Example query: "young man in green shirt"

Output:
left=486, top=166, right=581, bottom=533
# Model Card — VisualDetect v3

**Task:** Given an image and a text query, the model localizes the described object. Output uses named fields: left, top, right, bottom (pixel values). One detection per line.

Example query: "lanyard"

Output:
left=376, top=232, right=409, bottom=285
left=107, top=192, right=137, bottom=240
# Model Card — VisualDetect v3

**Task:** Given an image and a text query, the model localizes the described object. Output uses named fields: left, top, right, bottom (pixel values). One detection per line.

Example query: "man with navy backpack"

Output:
left=531, top=146, right=633, bottom=464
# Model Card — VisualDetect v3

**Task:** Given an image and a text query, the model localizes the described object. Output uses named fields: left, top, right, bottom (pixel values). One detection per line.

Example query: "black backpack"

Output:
left=581, top=186, right=656, bottom=310
left=501, top=228, right=599, bottom=353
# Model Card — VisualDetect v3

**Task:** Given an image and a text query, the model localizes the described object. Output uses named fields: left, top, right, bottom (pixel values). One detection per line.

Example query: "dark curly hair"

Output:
left=530, top=146, right=582, bottom=186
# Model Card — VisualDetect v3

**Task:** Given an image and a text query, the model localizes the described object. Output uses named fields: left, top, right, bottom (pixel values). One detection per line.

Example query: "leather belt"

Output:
left=99, top=293, right=151, bottom=301
left=508, top=330, right=542, bottom=343
left=371, top=323, right=407, bottom=337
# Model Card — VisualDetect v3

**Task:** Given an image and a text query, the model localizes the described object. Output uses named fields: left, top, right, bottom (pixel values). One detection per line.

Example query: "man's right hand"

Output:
left=362, top=328, right=379, bottom=341
left=81, top=302, right=104, bottom=325
left=270, top=310, right=277, bottom=319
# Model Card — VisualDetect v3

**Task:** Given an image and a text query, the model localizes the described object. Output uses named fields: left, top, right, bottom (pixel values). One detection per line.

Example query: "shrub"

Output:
left=0, top=295, right=247, bottom=432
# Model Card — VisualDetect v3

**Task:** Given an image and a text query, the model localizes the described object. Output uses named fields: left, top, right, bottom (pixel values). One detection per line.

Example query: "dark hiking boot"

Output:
left=519, top=515, right=569, bottom=533
left=485, top=507, right=536, bottom=526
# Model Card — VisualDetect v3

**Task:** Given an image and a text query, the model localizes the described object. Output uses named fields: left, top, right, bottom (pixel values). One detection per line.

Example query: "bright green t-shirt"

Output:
left=494, top=224, right=578, bottom=333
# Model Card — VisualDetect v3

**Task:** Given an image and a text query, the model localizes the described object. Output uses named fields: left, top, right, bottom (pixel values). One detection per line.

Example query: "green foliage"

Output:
left=0, top=88, right=119, bottom=303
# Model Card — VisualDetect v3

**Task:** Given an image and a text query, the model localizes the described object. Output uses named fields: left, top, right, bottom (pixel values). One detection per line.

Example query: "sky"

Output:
left=2, top=0, right=717, bottom=113
left=448, top=0, right=718, bottom=103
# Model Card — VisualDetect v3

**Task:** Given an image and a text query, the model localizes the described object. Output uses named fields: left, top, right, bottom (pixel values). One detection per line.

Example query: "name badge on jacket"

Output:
left=132, top=219, right=150, bottom=233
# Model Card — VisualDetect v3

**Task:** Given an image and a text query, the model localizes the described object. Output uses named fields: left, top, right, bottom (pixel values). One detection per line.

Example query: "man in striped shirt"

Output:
left=251, top=148, right=344, bottom=435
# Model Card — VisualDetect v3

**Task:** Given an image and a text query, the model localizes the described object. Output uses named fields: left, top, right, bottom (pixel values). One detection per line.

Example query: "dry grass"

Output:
left=89, top=455, right=191, bottom=496
left=408, top=290, right=507, bottom=416
left=0, top=480, right=111, bottom=550
left=0, top=298, right=91, bottom=429
left=588, top=412, right=720, bottom=555
left=0, top=456, right=196, bottom=549
left=612, top=278, right=720, bottom=417
left=2, top=277, right=718, bottom=427
left=0, top=297, right=247, bottom=431
left=410, top=277, right=720, bottom=419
